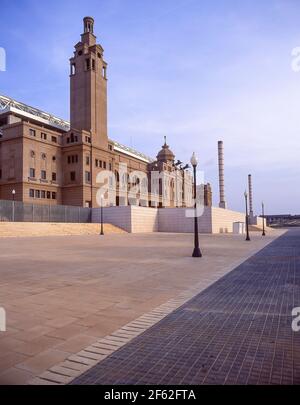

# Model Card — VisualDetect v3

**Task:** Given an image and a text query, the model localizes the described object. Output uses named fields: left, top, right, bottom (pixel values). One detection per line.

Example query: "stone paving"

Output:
left=0, top=230, right=283, bottom=384
left=71, top=229, right=300, bottom=385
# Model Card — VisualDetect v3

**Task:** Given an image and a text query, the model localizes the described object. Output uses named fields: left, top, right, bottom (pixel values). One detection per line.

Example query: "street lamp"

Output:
left=12, top=189, right=16, bottom=222
left=100, top=195, right=104, bottom=236
left=262, top=201, right=266, bottom=237
left=190, top=152, right=202, bottom=258
left=244, top=191, right=250, bottom=241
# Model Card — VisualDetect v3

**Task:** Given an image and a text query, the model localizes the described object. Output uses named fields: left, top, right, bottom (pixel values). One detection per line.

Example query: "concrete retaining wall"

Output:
left=92, top=206, right=248, bottom=234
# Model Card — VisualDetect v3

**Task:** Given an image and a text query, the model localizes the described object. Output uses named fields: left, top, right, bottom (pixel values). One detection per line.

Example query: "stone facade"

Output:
left=0, top=17, right=211, bottom=209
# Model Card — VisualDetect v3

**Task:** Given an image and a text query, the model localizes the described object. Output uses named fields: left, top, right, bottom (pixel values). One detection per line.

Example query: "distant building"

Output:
left=0, top=17, right=211, bottom=208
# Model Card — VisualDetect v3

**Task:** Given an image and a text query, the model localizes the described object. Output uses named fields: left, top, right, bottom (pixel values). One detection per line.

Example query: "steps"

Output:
left=0, top=222, right=126, bottom=237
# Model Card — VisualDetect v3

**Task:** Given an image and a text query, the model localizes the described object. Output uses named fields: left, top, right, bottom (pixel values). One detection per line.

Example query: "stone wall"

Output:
left=92, top=205, right=249, bottom=234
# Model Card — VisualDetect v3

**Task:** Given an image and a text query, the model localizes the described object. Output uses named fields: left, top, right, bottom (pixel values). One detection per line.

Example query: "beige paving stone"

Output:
left=0, top=230, right=284, bottom=384
left=16, top=349, right=70, bottom=374
left=0, top=367, right=34, bottom=385
left=54, top=334, right=99, bottom=353
left=13, top=336, right=64, bottom=357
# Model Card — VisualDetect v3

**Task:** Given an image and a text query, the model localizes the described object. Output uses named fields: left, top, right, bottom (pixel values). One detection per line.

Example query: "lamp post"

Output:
left=100, top=195, right=104, bottom=236
left=12, top=189, right=16, bottom=222
left=190, top=152, right=202, bottom=258
left=262, top=201, right=266, bottom=237
left=244, top=191, right=250, bottom=241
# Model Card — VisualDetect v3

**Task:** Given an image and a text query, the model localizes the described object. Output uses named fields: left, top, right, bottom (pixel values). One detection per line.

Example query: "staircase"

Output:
left=0, top=222, right=126, bottom=237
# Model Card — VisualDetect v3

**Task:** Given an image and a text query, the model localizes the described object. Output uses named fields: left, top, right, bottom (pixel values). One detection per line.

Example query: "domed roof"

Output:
left=157, top=137, right=175, bottom=163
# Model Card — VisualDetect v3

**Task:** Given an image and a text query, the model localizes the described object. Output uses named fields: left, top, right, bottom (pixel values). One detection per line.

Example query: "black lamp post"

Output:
left=244, top=191, right=250, bottom=241
left=12, top=189, right=16, bottom=222
left=100, top=196, right=104, bottom=236
left=190, top=152, right=202, bottom=258
left=262, top=201, right=266, bottom=236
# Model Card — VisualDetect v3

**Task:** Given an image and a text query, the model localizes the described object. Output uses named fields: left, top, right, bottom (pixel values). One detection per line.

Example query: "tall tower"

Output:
left=69, top=17, right=108, bottom=149
left=218, top=141, right=227, bottom=209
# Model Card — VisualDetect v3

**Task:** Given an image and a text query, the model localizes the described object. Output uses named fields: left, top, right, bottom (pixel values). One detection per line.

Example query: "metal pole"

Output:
left=100, top=198, right=104, bottom=236
left=192, top=165, right=202, bottom=258
left=262, top=202, right=266, bottom=236
left=245, top=193, right=250, bottom=241
left=12, top=194, right=15, bottom=222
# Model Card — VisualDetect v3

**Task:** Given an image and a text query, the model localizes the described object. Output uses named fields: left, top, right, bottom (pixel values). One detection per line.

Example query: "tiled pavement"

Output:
left=71, top=229, right=300, bottom=385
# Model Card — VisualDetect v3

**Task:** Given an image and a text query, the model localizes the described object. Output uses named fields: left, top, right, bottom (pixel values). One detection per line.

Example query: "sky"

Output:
left=0, top=0, right=299, bottom=213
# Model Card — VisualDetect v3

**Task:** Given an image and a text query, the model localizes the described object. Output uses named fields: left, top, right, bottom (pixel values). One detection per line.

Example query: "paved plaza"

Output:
left=0, top=230, right=283, bottom=384
left=72, top=229, right=300, bottom=385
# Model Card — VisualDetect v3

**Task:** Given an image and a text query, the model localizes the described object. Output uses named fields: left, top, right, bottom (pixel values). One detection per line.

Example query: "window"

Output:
left=85, top=171, right=91, bottom=183
left=92, top=59, right=95, bottom=70
left=109, top=163, right=112, bottom=171
left=86, top=156, right=90, bottom=165
left=41, top=153, right=46, bottom=160
left=35, top=190, right=40, bottom=199
left=85, top=58, right=90, bottom=70
left=52, top=192, right=57, bottom=200
left=70, top=133, right=75, bottom=142
left=0, top=169, right=2, bottom=179
left=29, top=189, right=34, bottom=198
left=52, top=156, right=56, bottom=162
left=47, top=191, right=51, bottom=199
left=29, top=129, right=36, bottom=137
left=78, top=50, right=83, bottom=56
left=85, top=136, right=91, bottom=143
left=41, top=132, right=47, bottom=140
left=52, top=172, right=57, bottom=182
left=29, top=168, right=35, bottom=178
left=102, top=66, right=107, bottom=79
left=51, top=136, right=57, bottom=143
left=67, top=138, right=70, bottom=144
left=103, top=161, right=106, bottom=169
left=41, top=170, right=46, bottom=180
left=95, top=159, right=98, bottom=167
left=30, top=150, right=35, bottom=158
left=70, top=171, right=76, bottom=181
left=41, top=190, right=46, bottom=199
left=108, top=144, right=113, bottom=151
left=71, top=63, right=76, bottom=75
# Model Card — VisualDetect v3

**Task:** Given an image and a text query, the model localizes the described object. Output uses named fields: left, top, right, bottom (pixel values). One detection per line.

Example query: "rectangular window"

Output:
left=47, top=191, right=51, bottom=199
left=95, top=159, right=98, bottom=167
left=41, top=170, right=46, bottom=180
left=41, top=132, right=47, bottom=140
left=103, top=162, right=106, bottom=169
left=75, top=155, right=78, bottom=163
left=99, top=160, right=102, bottom=168
left=85, top=171, right=91, bottom=183
left=51, top=136, right=57, bottom=143
left=68, top=156, right=71, bottom=164
left=29, top=168, right=35, bottom=178
left=86, top=156, right=90, bottom=165
left=41, top=190, right=46, bottom=199
left=109, top=163, right=112, bottom=171
left=35, top=190, right=40, bottom=199
left=52, top=192, right=56, bottom=200
left=70, top=171, right=76, bottom=181
left=52, top=172, right=57, bottom=182
left=92, top=59, right=95, bottom=70
left=85, top=59, right=90, bottom=70
left=29, top=129, right=36, bottom=137
left=29, top=189, right=34, bottom=198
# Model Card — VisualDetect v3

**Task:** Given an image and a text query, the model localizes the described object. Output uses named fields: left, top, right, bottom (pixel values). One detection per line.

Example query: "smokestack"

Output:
left=218, top=141, right=227, bottom=209
left=248, top=174, right=254, bottom=217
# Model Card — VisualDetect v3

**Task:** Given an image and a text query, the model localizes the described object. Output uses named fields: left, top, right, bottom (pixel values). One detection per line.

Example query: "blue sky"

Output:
left=0, top=0, right=300, bottom=213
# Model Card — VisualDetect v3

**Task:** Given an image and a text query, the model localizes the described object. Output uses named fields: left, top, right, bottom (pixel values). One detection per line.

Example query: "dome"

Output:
left=157, top=137, right=175, bottom=163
